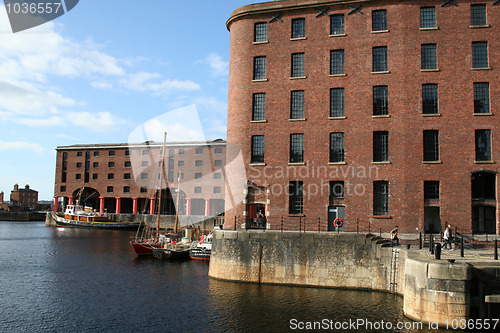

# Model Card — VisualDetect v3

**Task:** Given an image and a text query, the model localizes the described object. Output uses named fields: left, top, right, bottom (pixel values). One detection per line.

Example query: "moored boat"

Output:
left=189, top=233, right=212, bottom=261
left=53, top=206, right=139, bottom=230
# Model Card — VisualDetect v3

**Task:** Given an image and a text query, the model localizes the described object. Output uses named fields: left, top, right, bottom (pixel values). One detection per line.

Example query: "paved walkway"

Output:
left=422, top=247, right=500, bottom=262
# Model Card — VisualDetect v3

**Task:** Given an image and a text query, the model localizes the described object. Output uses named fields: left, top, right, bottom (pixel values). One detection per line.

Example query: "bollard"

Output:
left=461, top=237, right=464, bottom=257
left=495, top=240, right=498, bottom=261
left=281, top=216, right=284, bottom=233
left=407, top=244, right=411, bottom=249
left=419, top=232, right=423, bottom=250
left=234, top=216, right=237, bottom=231
left=299, top=216, right=302, bottom=233
left=430, top=236, right=435, bottom=255
left=357, top=218, right=359, bottom=234
left=435, top=243, right=441, bottom=260
left=318, top=217, right=321, bottom=233
left=379, top=227, right=382, bottom=238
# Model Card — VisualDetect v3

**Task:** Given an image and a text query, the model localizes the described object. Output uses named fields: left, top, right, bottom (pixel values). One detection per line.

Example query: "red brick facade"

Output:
left=54, top=141, right=226, bottom=217
left=225, top=0, right=499, bottom=235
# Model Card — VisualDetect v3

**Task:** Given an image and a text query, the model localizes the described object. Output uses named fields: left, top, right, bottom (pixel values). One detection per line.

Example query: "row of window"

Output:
left=62, top=171, right=224, bottom=183
left=70, top=159, right=224, bottom=169
left=289, top=179, right=441, bottom=216
left=59, top=186, right=223, bottom=194
left=251, top=82, right=491, bottom=120
left=254, top=4, right=490, bottom=43
left=64, top=148, right=224, bottom=160
left=251, top=129, right=493, bottom=164
left=253, top=41, right=490, bottom=80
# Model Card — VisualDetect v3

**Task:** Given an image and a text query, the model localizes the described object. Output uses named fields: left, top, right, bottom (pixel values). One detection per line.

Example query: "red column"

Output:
left=68, top=196, right=74, bottom=205
left=149, top=198, right=155, bottom=215
left=132, top=198, right=138, bottom=215
left=204, top=198, right=210, bottom=216
left=99, top=197, right=105, bottom=214
left=115, top=197, right=121, bottom=214
left=186, top=198, right=191, bottom=216
left=53, top=196, right=59, bottom=212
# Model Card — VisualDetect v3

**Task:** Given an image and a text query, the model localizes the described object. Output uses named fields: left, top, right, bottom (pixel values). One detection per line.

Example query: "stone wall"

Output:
left=209, top=230, right=499, bottom=326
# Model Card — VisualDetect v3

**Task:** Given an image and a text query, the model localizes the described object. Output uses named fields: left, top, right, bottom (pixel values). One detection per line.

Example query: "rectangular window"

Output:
left=108, top=162, right=115, bottom=168
left=140, top=187, right=147, bottom=193
left=195, top=160, right=203, bottom=167
left=475, top=129, right=492, bottom=161
left=140, top=173, right=148, bottom=180
left=195, top=173, right=202, bottom=180
left=330, top=49, right=345, bottom=75
left=422, top=84, right=439, bottom=114
left=373, top=85, right=388, bottom=116
left=77, top=152, right=82, bottom=157
left=254, top=22, right=267, bottom=42
left=178, top=161, right=184, bottom=167
left=194, top=187, right=202, bottom=194
left=330, top=14, right=345, bottom=35
left=125, top=150, right=130, bottom=156
left=93, top=162, right=98, bottom=168
left=373, top=131, right=389, bottom=162
left=76, top=162, right=82, bottom=168
left=471, top=4, right=487, bottom=26
left=124, top=161, right=131, bottom=167
left=290, top=134, right=304, bottom=163
left=141, top=150, right=148, bottom=156
left=372, top=9, right=387, bottom=31
left=330, top=132, right=345, bottom=163
left=330, top=181, right=345, bottom=199
left=330, top=88, right=345, bottom=117
left=109, top=151, right=115, bottom=156
left=107, top=186, right=113, bottom=193
left=423, top=130, right=439, bottom=162
left=251, top=135, right=265, bottom=164
left=291, top=18, right=305, bottom=38
left=141, top=161, right=148, bottom=167
left=373, top=181, right=389, bottom=216
left=93, top=151, right=99, bottom=157
left=75, top=174, right=81, bottom=180
left=424, top=181, right=440, bottom=200
left=372, top=46, right=388, bottom=72
left=421, top=44, right=437, bottom=69
left=252, top=93, right=266, bottom=121
left=289, top=181, right=303, bottom=214
left=290, top=90, right=305, bottom=119
left=474, top=82, right=490, bottom=114
left=214, top=173, right=222, bottom=180
left=124, top=173, right=131, bottom=180
left=108, top=173, right=114, bottom=180
left=60, top=185, right=66, bottom=192
left=213, top=187, right=222, bottom=194
left=178, top=149, right=184, bottom=155
left=92, top=174, right=98, bottom=180
left=253, top=56, right=267, bottom=80
left=214, top=160, right=222, bottom=167
left=61, top=172, right=67, bottom=182
left=291, top=53, right=305, bottom=77
left=196, top=148, right=203, bottom=154
left=472, top=42, right=488, bottom=68
left=214, top=148, right=223, bottom=154
left=123, top=186, right=130, bottom=193
left=420, top=7, right=436, bottom=28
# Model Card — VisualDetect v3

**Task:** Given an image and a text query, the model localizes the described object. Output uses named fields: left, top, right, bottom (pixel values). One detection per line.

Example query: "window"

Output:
left=178, top=161, right=184, bottom=167
left=62, top=152, right=68, bottom=160
left=194, top=187, right=202, bottom=194
left=290, top=90, right=305, bottom=119
left=107, top=186, right=113, bottom=193
left=108, top=173, right=114, bottom=180
left=120, top=172, right=130, bottom=180
left=422, top=84, right=439, bottom=114
left=471, top=4, right=487, bottom=26
left=330, top=88, right=345, bottom=117
left=141, top=173, right=148, bottom=180
left=178, top=149, right=184, bottom=155
left=420, top=7, right=436, bottom=28
left=108, top=162, right=115, bottom=168
left=125, top=150, right=130, bottom=156
left=330, top=181, right=344, bottom=199
left=421, top=44, right=437, bottom=70
left=92, top=174, right=98, bottom=180
left=252, top=93, right=266, bottom=121
left=195, top=173, right=202, bottom=180
left=291, top=18, right=305, bottom=38
left=330, top=49, right=345, bottom=75
left=195, top=160, right=203, bottom=167
left=123, top=186, right=130, bottom=193
left=60, top=186, right=66, bottom=192
left=140, top=187, right=147, bottom=193
left=330, top=132, right=345, bottom=163
left=77, top=152, right=82, bottom=157
left=289, top=181, right=303, bottom=214
left=372, top=46, right=388, bottom=72
left=373, top=131, right=389, bottom=162
left=214, top=148, right=223, bottom=154
left=196, top=148, right=203, bottom=154
left=291, top=53, right=305, bottom=78
left=424, top=181, right=440, bottom=200
left=109, top=151, right=115, bottom=157
left=93, top=151, right=99, bottom=157
left=213, top=187, right=222, bottom=194
left=214, top=160, right=222, bottom=167
left=254, top=22, right=267, bottom=42
left=76, top=174, right=81, bottom=180
left=62, top=172, right=67, bottom=182
left=373, top=181, right=389, bottom=216
left=251, top=135, right=265, bottom=164
left=141, top=150, right=148, bottom=156
left=214, top=173, right=222, bottom=180
left=124, top=161, right=131, bottom=167
left=423, top=130, right=439, bottom=162
left=475, top=129, right=492, bottom=161
left=330, top=14, right=344, bottom=35
left=372, top=10, right=387, bottom=31
left=93, top=162, right=99, bottom=168
left=472, top=42, right=488, bottom=68
left=253, top=56, right=267, bottom=80
left=141, top=161, right=148, bottom=167
left=474, top=82, right=490, bottom=114
left=373, top=85, right=388, bottom=116
left=76, top=162, right=82, bottom=168
left=290, top=134, right=304, bottom=163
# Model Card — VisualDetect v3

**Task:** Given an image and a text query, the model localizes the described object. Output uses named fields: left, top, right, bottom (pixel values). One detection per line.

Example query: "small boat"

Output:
left=53, top=205, right=139, bottom=230
left=152, top=237, right=191, bottom=260
left=189, top=233, right=212, bottom=261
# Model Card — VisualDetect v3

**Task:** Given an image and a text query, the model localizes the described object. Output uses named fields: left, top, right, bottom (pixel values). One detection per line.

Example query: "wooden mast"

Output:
left=156, top=132, right=167, bottom=241
left=174, top=169, right=181, bottom=234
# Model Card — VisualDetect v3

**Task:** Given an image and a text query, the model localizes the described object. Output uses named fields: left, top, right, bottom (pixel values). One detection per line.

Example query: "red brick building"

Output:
left=225, top=0, right=499, bottom=234
left=10, top=184, right=39, bottom=211
left=53, top=140, right=226, bottom=217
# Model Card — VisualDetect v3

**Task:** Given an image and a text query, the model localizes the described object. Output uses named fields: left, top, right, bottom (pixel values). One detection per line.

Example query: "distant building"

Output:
left=53, top=140, right=226, bottom=217
left=10, top=184, right=39, bottom=211
left=0, top=191, right=8, bottom=211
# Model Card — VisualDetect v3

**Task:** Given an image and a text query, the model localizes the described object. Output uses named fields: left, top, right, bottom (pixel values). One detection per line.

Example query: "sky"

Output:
left=0, top=0, right=256, bottom=200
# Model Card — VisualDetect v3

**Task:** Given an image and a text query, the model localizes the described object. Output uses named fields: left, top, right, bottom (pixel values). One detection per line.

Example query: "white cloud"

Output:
left=15, top=116, right=64, bottom=127
left=120, top=72, right=200, bottom=94
left=0, top=141, right=44, bottom=153
left=65, top=111, right=125, bottom=132
left=205, top=53, right=229, bottom=77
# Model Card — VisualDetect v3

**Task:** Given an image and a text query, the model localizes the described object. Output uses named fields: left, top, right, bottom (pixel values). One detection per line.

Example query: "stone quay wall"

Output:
left=209, top=230, right=499, bottom=326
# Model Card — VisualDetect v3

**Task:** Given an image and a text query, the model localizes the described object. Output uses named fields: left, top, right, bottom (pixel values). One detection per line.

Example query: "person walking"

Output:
left=442, top=225, right=453, bottom=250
left=390, top=226, right=399, bottom=246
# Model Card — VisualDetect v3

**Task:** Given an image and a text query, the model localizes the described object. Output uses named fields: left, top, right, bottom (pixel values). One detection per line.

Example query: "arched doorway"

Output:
left=71, top=187, right=100, bottom=211
left=471, top=171, right=497, bottom=234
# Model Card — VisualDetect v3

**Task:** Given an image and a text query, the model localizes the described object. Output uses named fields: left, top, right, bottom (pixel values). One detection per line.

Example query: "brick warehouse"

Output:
left=224, top=0, right=499, bottom=235
left=53, top=140, right=226, bottom=218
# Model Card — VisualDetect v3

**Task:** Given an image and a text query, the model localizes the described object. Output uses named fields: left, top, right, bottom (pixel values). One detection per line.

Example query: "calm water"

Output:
left=0, top=221, right=460, bottom=332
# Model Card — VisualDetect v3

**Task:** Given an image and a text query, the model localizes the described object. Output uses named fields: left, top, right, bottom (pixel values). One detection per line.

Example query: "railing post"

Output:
left=317, top=217, right=321, bottom=233
left=356, top=218, right=359, bottom=234
left=494, top=239, right=498, bottom=260
left=430, top=236, right=435, bottom=255
left=419, top=232, right=423, bottom=249
left=299, top=216, right=302, bottom=233
left=379, top=227, right=382, bottom=238
left=234, top=216, right=237, bottom=231
left=461, top=237, right=464, bottom=257
left=435, top=243, right=441, bottom=260
left=281, top=216, right=283, bottom=233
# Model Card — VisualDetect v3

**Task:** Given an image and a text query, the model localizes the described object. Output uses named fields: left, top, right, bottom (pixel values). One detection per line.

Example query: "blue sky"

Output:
left=0, top=0, right=254, bottom=200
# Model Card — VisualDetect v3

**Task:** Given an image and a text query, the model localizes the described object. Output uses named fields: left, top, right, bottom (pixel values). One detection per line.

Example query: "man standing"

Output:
left=442, top=225, right=453, bottom=250
left=390, top=226, right=399, bottom=246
